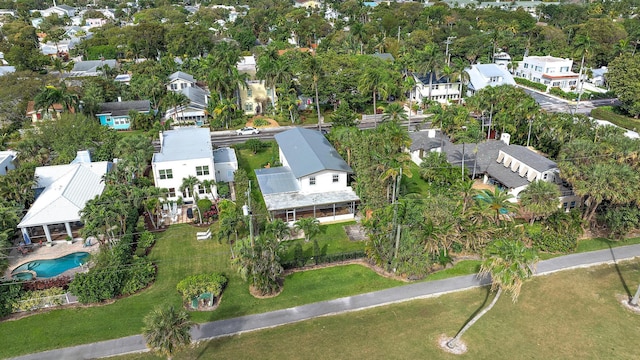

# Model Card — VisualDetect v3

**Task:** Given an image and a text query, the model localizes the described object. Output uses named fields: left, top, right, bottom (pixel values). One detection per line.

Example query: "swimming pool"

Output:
left=11, top=252, right=90, bottom=279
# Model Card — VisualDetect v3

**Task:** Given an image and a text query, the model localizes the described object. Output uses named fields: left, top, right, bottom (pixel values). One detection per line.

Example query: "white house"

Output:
left=255, top=128, right=359, bottom=224
left=36, top=4, right=76, bottom=18
left=152, top=127, right=217, bottom=201
left=410, top=132, right=581, bottom=210
left=410, top=72, right=462, bottom=104
left=493, top=52, right=512, bottom=70
left=17, top=151, right=112, bottom=244
left=465, top=63, right=516, bottom=96
left=0, top=150, right=17, bottom=175
left=164, top=86, right=209, bottom=125
left=514, top=55, right=579, bottom=91
left=69, top=59, right=117, bottom=77
left=212, top=147, right=238, bottom=183
left=166, top=71, right=196, bottom=91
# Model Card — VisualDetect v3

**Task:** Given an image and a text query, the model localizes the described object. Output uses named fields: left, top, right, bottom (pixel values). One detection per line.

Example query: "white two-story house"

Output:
left=514, top=55, right=579, bottom=91
left=255, top=127, right=359, bottom=224
left=411, top=72, right=462, bottom=105
left=152, top=127, right=217, bottom=201
left=165, top=71, right=209, bottom=125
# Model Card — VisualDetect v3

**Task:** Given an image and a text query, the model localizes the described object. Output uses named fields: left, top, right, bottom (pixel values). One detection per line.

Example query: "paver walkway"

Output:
left=11, top=244, right=640, bottom=360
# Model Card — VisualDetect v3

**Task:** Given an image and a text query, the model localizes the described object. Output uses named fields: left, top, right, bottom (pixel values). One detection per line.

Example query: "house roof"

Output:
left=213, top=147, right=237, bottom=164
left=0, top=150, right=16, bottom=164
left=168, top=71, right=195, bottom=83
left=409, top=130, right=450, bottom=152
left=501, top=144, right=557, bottom=172
left=153, top=127, right=212, bottom=163
left=485, top=162, right=530, bottom=188
left=371, top=53, right=395, bottom=62
left=18, top=161, right=112, bottom=228
left=415, top=72, right=454, bottom=85
left=255, top=167, right=300, bottom=195
left=274, top=127, right=352, bottom=178
left=465, top=64, right=516, bottom=91
left=98, top=100, right=150, bottom=116
left=442, top=140, right=506, bottom=173
left=0, top=66, right=15, bottom=76
left=180, top=86, right=208, bottom=107
left=71, top=59, right=116, bottom=73
left=261, top=188, right=360, bottom=211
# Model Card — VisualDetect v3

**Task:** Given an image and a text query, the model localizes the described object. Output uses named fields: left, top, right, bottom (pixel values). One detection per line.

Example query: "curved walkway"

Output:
left=12, top=244, right=640, bottom=360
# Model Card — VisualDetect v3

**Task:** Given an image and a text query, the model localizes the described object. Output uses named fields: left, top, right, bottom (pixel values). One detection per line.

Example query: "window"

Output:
left=543, top=173, right=548, bottom=180
left=247, top=88, right=253, bottom=97
left=168, top=188, right=176, bottom=197
left=196, top=165, right=210, bottom=176
left=332, top=174, right=339, bottom=183
left=181, top=83, right=187, bottom=89
left=171, top=83, right=177, bottom=90
left=524, top=63, right=529, bottom=69
left=159, top=169, right=173, bottom=179
left=569, top=80, right=577, bottom=86
left=198, top=186, right=207, bottom=194
left=534, top=66, right=543, bottom=72
left=562, top=202, right=568, bottom=210
left=244, top=103, right=253, bottom=111
left=546, top=67, right=555, bottom=73
left=569, top=201, right=576, bottom=209
left=560, top=66, right=569, bottom=72
left=309, top=177, right=316, bottom=185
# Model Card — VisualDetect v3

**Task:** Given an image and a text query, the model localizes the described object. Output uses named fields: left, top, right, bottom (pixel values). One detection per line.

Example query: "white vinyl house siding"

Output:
left=298, top=170, right=348, bottom=194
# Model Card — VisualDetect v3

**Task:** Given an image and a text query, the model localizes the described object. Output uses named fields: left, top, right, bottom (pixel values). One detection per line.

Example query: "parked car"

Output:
left=236, top=127, right=260, bottom=135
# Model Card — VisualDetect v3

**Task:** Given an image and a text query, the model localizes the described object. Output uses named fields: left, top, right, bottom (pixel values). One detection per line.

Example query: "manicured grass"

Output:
left=591, top=106, right=640, bottom=132
left=423, top=260, right=481, bottom=281
left=0, top=225, right=400, bottom=358
left=235, top=143, right=278, bottom=174
left=116, top=261, right=640, bottom=360
left=281, top=222, right=365, bottom=263
left=576, top=236, right=640, bottom=253
left=403, top=163, right=431, bottom=195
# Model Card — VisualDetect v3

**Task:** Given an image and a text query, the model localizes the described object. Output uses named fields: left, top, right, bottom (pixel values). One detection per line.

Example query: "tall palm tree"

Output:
left=307, top=55, right=323, bottom=127
left=446, top=238, right=538, bottom=349
left=519, top=180, right=561, bottom=224
left=382, top=103, right=408, bottom=122
left=573, top=33, right=591, bottom=111
left=34, top=84, right=79, bottom=117
left=180, top=175, right=201, bottom=201
left=415, top=43, right=444, bottom=103
left=142, top=305, right=193, bottom=360
left=359, top=67, right=391, bottom=119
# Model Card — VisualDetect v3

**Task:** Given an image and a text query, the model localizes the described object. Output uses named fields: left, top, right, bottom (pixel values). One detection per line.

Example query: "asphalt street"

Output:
left=11, top=244, right=640, bottom=360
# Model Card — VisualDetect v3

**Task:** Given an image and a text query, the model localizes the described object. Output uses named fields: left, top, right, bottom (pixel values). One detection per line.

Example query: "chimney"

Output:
left=500, top=133, right=511, bottom=145
left=117, top=96, right=122, bottom=102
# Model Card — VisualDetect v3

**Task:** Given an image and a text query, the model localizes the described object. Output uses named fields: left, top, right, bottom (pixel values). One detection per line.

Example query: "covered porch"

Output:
left=271, top=201, right=358, bottom=225
left=262, top=190, right=360, bottom=225
left=19, top=221, right=84, bottom=244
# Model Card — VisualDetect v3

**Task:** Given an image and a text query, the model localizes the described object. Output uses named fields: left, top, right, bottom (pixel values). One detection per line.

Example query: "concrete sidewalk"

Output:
left=11, top=244, right=640, bottom=360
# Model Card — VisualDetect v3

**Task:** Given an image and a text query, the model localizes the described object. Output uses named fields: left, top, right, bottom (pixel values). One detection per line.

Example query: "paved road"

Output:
left=12, top=244, right=640, bottom=360
left=521, top=88, right=618, bottom=115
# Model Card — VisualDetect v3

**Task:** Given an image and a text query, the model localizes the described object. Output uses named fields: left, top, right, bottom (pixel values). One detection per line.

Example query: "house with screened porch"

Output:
left=255, top=127, right=359, bottom=224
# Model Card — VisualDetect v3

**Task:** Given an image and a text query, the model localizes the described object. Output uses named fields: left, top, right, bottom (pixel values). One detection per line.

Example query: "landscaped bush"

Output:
left=0, top=281, right=22, bottom=318
left=253, top=118, right=270, bottom=127
left=549, top=87, right=578, bottom=100
left=591, top=106, right=640, bottom=131
left=69, top=267, right=126, bottom=303
left=514, top=77, right=547, bottom=92
left=176, top=273, right=228, bottom=301
left=136, top=230, right=156, bottom=256
left=197, top=198, right=213, bottom=217
left=217, top=182, right=230, bottom=198
left=22, top=276, right=72, bottom=292
left=12, top=287, right=66, bottom=312
left=598, top=205, right=640, bottom=239
left=121, top=258, right=156, bottom=295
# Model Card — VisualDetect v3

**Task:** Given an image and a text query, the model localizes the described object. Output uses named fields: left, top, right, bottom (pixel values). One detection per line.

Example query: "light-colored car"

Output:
left=236, top=127, right=260, bottom=135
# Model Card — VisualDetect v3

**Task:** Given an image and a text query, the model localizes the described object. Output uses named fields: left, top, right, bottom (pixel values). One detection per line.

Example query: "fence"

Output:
left=13, top=293, right=73, bottom=313
left=282, top=250, right=366, bottom=270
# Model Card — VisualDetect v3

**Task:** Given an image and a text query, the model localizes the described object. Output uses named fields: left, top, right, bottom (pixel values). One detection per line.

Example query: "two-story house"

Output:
left=151, top=128, right=217, bottom=201
left=0, top=150, right=17, bottom=175
left=255, top=128, right=359, bottom=224
left=165, top=71, right=209, bottom=125
left=411, top=72, right=462, bottom=105
left=514, top=55, right=579, bottom=91
left=464, top=63, right=516, bottom=96
left=238, top=55, right=276, bottom=115
left=97, top=99, right=151, bottom=130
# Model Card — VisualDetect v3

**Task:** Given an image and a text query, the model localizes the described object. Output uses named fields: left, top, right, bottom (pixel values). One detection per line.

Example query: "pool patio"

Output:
left=4, top=237, right=101, bottom=280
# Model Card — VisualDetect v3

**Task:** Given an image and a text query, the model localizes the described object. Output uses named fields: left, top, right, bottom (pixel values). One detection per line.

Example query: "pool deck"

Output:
left=5, top=238, right=101, bottom=279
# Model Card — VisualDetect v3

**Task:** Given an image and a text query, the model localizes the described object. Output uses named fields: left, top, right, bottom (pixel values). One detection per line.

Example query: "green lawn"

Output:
left=281, top=222, right=365, bottom=263
left=116, top=261, right=640, bottom=360
left=403, top=163, right=431, bottom=195
left=591, top=106, right=640, bottom=132
left=0, top=225, right=400, bottom=359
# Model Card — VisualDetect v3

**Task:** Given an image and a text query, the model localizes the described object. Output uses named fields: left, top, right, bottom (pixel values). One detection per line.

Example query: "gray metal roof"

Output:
left=442, top=140, right=506, bottom=173
left=213, top=147, right=237, bottom=164
left=180, top=86, right=208, bottom=108
left=415, top=72, right=453, bottom=85
left=72, top=59, right=116, bottom=73
left=153, top=127, right=213, bottom=163
left=168, top=71, right=195, bottom=83
left=262, top=189, right=360, bottom=211
left=465, top=64, right=515, bottom=91
left=98, top=100, right=150, bottom=116
left=371, top=53, right=395, bottom=62
left=502, top=145, right=557, bottom=172
left=255, top=167, right=300, bottom=195
left=274, top=127, right=352, bottom=178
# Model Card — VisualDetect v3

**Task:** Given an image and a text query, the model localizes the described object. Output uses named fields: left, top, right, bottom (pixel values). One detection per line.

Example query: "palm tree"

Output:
left=265, top=219, right=291, bottom=242
left=180, top=176, right=201, bottom=201
left=234, top=235, right=284, bottom=296
left=446, top=239, right=538, bottom=349
left=573, top=33, right=591, bottom=111
left=382, top=103, right=408, bottom=122
left=415, top=43, right=444, bottom=102
left=307, top=55, right=323, bottom=127
left=475, top=188, right=516, bottom=225
left=293, top=217, right=320, bottom=243
left=142, top=304, right=193, bottom=360
left=34, top=84, right=79, bottom=118
left=519, top=180, right=561, bottom=224
left=359, top=67, right=391, bottom=120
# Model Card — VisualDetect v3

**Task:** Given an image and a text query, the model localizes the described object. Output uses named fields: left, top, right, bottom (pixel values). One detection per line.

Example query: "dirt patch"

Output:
left=617, top=294, right=640, bottom=314
left=246, top=116, right=280, bottom=128
left=249, top=284, right=283, bottom=299
left=344, top=225, right=367, bottom=242
left=438, top=334, right=468, bottom=355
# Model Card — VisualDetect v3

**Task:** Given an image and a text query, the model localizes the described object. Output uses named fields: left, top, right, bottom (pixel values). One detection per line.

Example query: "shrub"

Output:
left=12, top=287, right=66, bottom=312
left=22, top=276, right=72, bottom=292
left=121, top=258, right=156, bottom=295
left=197, top=199, right=213, bottom=216
left=514, top=77, right=547, bottom=91
left=0, top=281, right=22, bottom=318
left=549, top=87, right=578, bottom=100
left=138, top=231, right=156, bottom=252
left=176, top=273, right=228, bottom=301
left=69, top=267, right=125, bottom=303
left=217, top=182, right=230, bottom=198
left=253, top=118, right=270, bottom=127
left=598, top=205, right=640, bottom=239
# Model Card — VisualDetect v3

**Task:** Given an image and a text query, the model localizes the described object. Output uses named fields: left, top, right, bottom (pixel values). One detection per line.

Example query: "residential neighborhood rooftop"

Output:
left=98, top=100, right=150, bottom=117
left=154, top=127, right=212, bottom=163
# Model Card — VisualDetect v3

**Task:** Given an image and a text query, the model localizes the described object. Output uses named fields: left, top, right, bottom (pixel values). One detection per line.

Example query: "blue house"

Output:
left=97, top=100, right=151, bottom=130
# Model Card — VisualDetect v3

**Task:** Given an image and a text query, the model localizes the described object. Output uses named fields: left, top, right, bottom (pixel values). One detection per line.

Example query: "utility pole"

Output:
left=575, top=52, right=586, bottom=114
left=526, top=118, right=533, bottom=147
left=392, top=167, right=403, bottom=262
left=444, top=36, right=456, bottom=66
left=243, top=181, right=254, bottom=248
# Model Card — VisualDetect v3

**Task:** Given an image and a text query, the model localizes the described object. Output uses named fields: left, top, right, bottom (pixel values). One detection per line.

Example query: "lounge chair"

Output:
left=196, top=229, right=211, bottom=241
